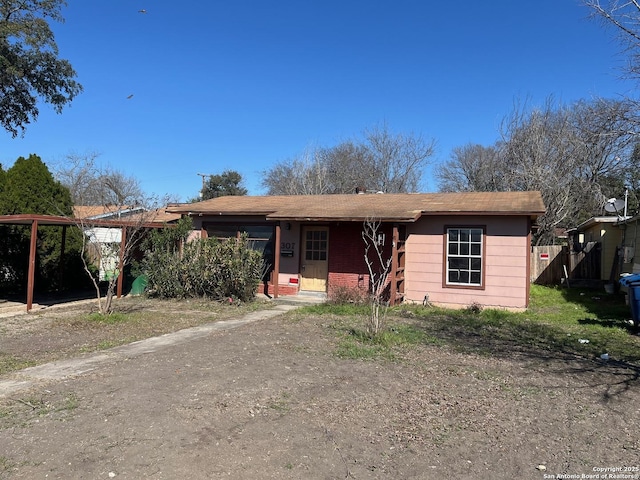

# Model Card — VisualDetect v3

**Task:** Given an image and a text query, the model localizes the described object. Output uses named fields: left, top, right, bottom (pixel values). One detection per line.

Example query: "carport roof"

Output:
left=0, top=214, right=76, bottom=226
left=0, top=211, right=180, bottom=228
left=167, top=191, right=546, bottom=222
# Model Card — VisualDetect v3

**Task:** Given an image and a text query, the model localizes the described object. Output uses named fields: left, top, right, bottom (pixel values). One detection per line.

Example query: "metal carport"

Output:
left=0, top=214, right=169, bottom=312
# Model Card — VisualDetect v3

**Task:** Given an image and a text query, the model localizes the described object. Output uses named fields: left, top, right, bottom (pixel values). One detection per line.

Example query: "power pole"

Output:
left=197, top=173, right=212, bottom=199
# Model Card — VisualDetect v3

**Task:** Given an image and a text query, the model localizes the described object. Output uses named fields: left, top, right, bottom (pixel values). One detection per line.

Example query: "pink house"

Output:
left=167, top=191, right=545, bottom=310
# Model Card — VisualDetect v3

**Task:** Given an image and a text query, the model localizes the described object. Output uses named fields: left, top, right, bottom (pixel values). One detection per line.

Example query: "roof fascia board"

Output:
left=0, top=214, right=168, bottom=229
left=266, top=216, right=419, bottom=223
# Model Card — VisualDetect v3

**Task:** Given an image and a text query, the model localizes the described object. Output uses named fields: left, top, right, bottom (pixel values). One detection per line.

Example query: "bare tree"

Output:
left=316, top=141, right=370, bottom=194
left=52, top=151, right=101, bottom=204
left=363, top=123, right=436, bottom=193
left=436, top=143, right=507, bottom=192
left=75, top=205, right=160, bottom=314
left=584, top=0, right=640, bottom=81
left=52, top=155, right=163, bottom=313
left=362, top=217, right=392, bottom=337
left=262, top=147, right=332, bottom=195
left=570, top=98, right=637, bottom=180
left=499, top=99, right=583, bottom=244
left=437, top=97, right=638, bottom=244
left=262, top=124, right=436, bottom=195
left=100, top=169, right=144, bottom=206
left=53, top=152, right=144, bottom=206
left=569, top=97, right=639, bottom=213
left=584, top=1, right=640, bottom=135
left=503, top=97, right=639, bottom=243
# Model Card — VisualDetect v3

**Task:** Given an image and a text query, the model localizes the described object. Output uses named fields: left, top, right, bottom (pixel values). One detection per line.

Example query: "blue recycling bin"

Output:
left=619, top=274, right=640, bottom=327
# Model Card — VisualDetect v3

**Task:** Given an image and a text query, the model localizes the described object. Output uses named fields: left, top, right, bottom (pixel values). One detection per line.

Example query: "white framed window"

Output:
left=446, top=227, right=484, bottom=287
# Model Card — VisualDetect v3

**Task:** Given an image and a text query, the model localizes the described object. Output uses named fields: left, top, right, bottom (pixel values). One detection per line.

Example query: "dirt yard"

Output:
left=0, top=298, right=639, bottom=479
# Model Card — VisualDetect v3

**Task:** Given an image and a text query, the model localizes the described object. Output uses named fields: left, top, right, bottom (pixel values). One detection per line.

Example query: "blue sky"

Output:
left=1, top=0, right=636, bottom=201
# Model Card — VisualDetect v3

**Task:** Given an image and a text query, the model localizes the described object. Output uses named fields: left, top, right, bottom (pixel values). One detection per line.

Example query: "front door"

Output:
left=300, top=226, right=329, bottom=292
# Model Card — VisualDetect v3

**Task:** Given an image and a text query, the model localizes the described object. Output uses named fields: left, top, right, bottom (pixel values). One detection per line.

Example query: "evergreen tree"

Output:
left=200, top=170, right=248, bottom=200
left=0, top=163, right=8, bottom=291
left=0, top=154, right=85, bottom=294
left=1, top=154, right=72, bottom=216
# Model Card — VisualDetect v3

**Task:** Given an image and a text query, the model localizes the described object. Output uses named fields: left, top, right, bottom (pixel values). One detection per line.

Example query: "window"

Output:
left=446, top=227, right=484, bottom=287
left=240, top=225, right=274, bottom=257
left=205, top=223, right=275, bottom=278
left=206, top=225, right=239, bottom=240
left=305, top=229, right=327, bottom=261
left=205, top=224, right=274, bottom=250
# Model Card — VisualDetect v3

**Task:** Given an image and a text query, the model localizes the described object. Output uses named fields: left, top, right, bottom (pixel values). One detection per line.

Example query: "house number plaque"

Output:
left=281, top=242, right=295, bottom=257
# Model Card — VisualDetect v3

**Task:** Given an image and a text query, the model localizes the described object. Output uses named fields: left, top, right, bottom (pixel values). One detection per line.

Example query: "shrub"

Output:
left=142, top=231, right=263, bottom=302
left=327, top=284, right=368, bottom=305
left=465, top=302, right=483, bottom=314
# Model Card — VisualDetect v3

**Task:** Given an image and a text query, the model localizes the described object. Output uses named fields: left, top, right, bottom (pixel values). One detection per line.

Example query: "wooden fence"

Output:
left=568, top=241, right=601, bottom=281
left=531, top=245, right=566, bottom=284
left=531, top=242, right=602, bottom=285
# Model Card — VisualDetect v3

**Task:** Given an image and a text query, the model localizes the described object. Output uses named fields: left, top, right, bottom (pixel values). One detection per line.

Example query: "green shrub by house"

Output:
left=141, top=221, right=263, bottom=302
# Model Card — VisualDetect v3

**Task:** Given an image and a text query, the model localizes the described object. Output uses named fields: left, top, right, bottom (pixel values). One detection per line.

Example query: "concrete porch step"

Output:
left=261, top=291, right=327, bottom=306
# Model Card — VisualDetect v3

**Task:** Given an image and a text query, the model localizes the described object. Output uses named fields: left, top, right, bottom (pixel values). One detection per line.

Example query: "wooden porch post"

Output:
left=273, top=223, right=281, bottom=298
left=26, top=219, right=38, bottom=312
left=117, top=226, right=127, bottom=299
left=390, top=225, right=399, bottom=306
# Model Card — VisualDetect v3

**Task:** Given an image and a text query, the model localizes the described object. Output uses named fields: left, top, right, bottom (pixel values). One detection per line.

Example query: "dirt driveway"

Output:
left=1, top=301, right=639, bottom=479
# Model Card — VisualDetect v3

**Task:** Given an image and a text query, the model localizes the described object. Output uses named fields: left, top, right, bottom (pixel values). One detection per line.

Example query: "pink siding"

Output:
left=188, top=214, right=532, bottom=308
left=405, top=216, right=530, bottom=310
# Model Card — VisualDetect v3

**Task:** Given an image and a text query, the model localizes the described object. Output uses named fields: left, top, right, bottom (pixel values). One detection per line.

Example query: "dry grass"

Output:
left=0, top=296, right=273, bottom=375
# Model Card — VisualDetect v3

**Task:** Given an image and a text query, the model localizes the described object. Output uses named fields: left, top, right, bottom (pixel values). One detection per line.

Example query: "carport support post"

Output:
left=26, top=219, right=38, bottom=312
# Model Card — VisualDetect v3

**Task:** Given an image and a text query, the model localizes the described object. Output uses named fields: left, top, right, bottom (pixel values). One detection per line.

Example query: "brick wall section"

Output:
left=263, top=284, right=299, bottom=296
left=255, top=222, right=395, bottom=298
left=327, top=223, right=394, bottom=292
left=328, top=272, right=369, bottom=291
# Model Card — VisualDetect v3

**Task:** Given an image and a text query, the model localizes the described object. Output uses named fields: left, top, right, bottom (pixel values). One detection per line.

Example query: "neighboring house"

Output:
left=616, top=215, right=640, bottom=275
left=167, top=191, right=545, bottom=311
left=73, top=206, right=180, bottom=281
left=566, top=216, right=627, bottom=284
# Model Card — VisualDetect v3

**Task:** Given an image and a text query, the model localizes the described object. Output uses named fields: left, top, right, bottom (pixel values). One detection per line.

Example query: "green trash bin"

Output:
left=130, top=275, right=148, bottom=296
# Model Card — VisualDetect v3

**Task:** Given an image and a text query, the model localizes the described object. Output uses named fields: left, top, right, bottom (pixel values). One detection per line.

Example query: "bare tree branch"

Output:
left=53, top=152, right=144, bottom=206
left=362, top=217, right=392, bottom=337
left=261, top=124, right=436, bottom=195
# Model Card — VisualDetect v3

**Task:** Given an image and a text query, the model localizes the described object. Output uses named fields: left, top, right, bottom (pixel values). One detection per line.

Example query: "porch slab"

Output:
left=264, top=291, right=327, bottom=306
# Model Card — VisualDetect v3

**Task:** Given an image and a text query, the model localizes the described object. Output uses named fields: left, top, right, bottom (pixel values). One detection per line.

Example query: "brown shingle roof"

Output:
left=73, top=205, right=180, bottom=224
left=136, top=208, right=181, bottom=224
left=72, top=205, right=121, bottom=219
left=167, top=191, right=545, bottom=222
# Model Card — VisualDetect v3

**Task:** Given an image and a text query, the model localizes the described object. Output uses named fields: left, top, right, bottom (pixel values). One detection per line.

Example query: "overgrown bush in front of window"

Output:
left=141, top=220, right=263, bottom=302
